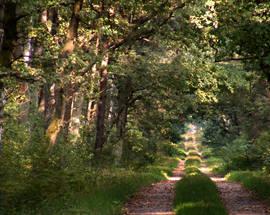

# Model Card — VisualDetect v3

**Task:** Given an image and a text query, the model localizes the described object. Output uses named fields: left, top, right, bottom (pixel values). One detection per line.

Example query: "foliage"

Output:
left=0, top=124, right=178, bottom=214
left=227, top=171, right=270, bottom=202
left=1, top=0, right=270, bottom=213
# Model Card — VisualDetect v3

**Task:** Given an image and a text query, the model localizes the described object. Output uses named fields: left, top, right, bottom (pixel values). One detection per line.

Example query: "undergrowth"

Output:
left=0, top=156, right=178, bottom=215
left=226, top=171, right=270, bottom=202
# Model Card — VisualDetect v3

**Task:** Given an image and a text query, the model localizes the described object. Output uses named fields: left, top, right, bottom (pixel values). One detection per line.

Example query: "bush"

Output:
left=254, top=132, right=270, bottom=172
left=220, top=135, right=262, bottom=170
left=158, top=140, right=185, bottom=157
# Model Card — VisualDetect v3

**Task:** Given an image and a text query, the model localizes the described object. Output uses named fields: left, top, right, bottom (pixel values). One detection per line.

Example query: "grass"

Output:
left=188, top=150, right=202, bottom=157
left=9, top=156, right=179, bottom=215
left=174, top=173, right=227, bottom=215
left=226, top=171, right=270, bottom=201
left=174, top=141, right=227, bottom=215
left=185, top=155, right=201, bottom=165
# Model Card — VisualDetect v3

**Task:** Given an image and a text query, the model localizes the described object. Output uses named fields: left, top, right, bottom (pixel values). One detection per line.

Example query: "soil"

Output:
left=200, top=164, right=270, bottom=215
left=123, top=160, right=184, bottom=215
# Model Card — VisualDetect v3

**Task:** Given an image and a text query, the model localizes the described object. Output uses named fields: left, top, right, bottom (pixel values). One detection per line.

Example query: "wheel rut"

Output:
left=200, top=164, right=270, bottom=215
left=123, top=160, right=184, bottom=215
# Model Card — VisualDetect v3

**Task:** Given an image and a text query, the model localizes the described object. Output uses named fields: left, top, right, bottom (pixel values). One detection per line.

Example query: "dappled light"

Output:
left=1, top=0, right=270, bottom=214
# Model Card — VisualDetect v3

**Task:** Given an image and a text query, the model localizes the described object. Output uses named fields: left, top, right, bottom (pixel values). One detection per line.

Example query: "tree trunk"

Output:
left=87, top=100, right=96, bottom=122
left=0, top=82, right=4, bottom=152
left=95, top=53, right=109, bottom=152
left=46, top=86, right=64, bottom=145
left=46, top=0, right=83, bottom=144
left=0, top=2, right=17, bottom=152
left=62, top=0, right=83, bottom=55
left=0, top=4, right=4, bottom=50
left=116, top=77, right=132, bottom=139
left=44, top=83, right=56, bottom=127
left=61, top=0, right=83, bottom=136
left=0, top=5, right=4, bottom=152
left=62, top=84, right=74, bottom=137
left=43, top=8, right=58, bottom=126
left=114, top=78, right=131, bottom=162
left=69, top=90, right=84, bottom=141
left=0, top=3, right=16, bottom=67
left=38, top=87, right=45, bottom=113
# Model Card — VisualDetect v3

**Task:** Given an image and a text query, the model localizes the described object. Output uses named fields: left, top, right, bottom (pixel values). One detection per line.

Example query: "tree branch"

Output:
left=109, top=3, right=185, bottom=51
left=0, top=71, right=42, bottom=83
left=215, top=56, right=259, bottom=63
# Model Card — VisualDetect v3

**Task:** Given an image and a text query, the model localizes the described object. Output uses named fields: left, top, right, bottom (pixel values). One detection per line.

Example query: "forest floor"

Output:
left=123, top=159, right=184, bottom=215
left=200, top=163, right=270, bottom=215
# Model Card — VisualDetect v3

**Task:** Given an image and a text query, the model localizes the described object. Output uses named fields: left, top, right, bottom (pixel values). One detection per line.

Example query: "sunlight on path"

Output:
left=123, top=160, right=184, bottom=215
left=167, top=176, right=181, bottom=181
left=200, top=163, right=270, bottom=215
left=128, top=212, right=175, bottom=215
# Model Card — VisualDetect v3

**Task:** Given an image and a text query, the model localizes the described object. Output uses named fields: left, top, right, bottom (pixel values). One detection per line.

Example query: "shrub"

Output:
left=254, top=132, right=270, bottom=172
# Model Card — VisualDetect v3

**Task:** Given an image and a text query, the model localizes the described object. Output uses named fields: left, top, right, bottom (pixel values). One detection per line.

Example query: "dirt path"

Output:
left=123, top=160, right=184, bottom=215
left=200, top=164, right=270, bottom=215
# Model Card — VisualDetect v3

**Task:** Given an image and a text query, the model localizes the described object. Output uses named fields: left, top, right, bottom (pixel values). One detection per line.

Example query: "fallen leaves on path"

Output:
left=217, top=181, right=270, bottom=215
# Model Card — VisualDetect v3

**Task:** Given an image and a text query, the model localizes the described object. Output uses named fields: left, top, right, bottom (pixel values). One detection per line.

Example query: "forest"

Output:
left=0, top=0, right=270, bottom=214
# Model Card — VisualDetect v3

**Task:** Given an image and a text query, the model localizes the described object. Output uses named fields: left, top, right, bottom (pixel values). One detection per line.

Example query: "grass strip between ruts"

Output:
left=174, top=144, right=227, bottom=215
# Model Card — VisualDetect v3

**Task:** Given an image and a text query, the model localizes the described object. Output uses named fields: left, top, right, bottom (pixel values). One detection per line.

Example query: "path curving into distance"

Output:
left=122, top=160, right=184, bottom=215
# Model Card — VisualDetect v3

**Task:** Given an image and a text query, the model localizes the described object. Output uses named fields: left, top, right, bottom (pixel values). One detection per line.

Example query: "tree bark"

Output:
left=62, top=0, right=83, bottom=55
left=61, top=0, right=83, bottom=136
left=0, top=2, right=17, bottom=152
left=44, top=83, right=56, bottom=127
left=116, top=77, right=132, bottom=139
left=0, top=4, right=5, bottom=152
left=69, top=90, right=84, bottom=141
left=87, top=100, right=96, bottom=122
left=46, top=0, right=83, bottom=144
left=0, top=4, right=4, bottom=51
left=0, top=82, right=4, bottom=152
left=62, top=84, right=74, bottom=137
left=0, top=3, right=16, bottom=67
left=95, top=53, right=109, bottom=152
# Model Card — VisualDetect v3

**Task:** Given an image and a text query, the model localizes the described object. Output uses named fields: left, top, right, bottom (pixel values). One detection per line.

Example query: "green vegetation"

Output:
left=174, top=173, right=227, bottom=215
left=0, top=156, right=178, bottom=215
left=174, top=138, right=227, bottom=215
left=185, top=157, right=201, bottom=168
left=1, top=0, right=270, bottom=213
left=226, top=171, right=270, bottom=202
